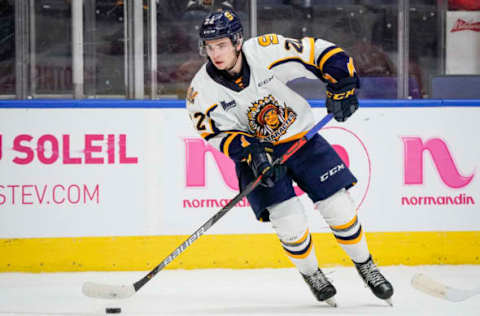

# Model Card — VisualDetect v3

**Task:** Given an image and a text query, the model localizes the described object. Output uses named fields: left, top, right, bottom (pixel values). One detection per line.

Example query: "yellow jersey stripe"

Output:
left=204, top=104, right=218, bottom=133
left=201, top=132, right=213, bottom=139
left=224, top=131, right=252, bottom=137
left=222, top=133, right=238, bottom=158
left=268, top=57, right=317, bottom=70
left=274, top=130, right=308, bottom=145
left=318, top=47, right=344, bottom=73
left=221, top=132, right=254, bottom=157
left=308, top=37, right=315, bottom=64
left=205, top=103, right=217, bottom=116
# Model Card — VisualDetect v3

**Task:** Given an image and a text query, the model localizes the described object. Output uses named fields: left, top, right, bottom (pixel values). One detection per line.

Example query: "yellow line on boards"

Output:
left=1, top=231, right=479, bottom=272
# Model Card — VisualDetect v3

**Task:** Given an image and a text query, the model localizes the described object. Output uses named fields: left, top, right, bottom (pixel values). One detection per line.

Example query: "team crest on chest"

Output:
left=247, top=95, right=297, bottom=142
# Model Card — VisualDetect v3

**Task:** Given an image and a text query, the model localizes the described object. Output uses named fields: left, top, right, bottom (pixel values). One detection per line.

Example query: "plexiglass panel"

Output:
left=33, top=1, right=72, bottom=95
left=153, top=0, right=250, bottom=98
left=257, top=0, right=400, bottom=99
left=0, top=0, right=478, bottom=99
left=0, top=1, right=14, bottom=95
left=87, top=0, right=125, bottom=96
left=409, top=0, right=441, bottom=98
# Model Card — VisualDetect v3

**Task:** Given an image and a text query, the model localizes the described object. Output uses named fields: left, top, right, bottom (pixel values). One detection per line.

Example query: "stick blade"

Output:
left=82, top=281, right=135, bottom=299
left=411, top=273, right=475, bottom=302
left=411, top=273, right=448, bottom=299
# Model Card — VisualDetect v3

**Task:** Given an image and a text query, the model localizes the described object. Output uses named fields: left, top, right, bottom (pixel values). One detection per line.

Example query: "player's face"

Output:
left=265, top=109, right=280, bottom=128
left=205, top=37, right=238, bottom=70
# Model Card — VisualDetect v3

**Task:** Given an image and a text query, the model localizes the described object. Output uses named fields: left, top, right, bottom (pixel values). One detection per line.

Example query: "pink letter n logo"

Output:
left=184, top=138, right=238, bottom=190
left=402, top=137, right=474, bottom=189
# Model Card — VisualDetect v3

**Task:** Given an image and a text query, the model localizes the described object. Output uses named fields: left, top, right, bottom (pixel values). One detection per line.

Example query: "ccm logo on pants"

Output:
left=320, top=164, right=345, bottom=182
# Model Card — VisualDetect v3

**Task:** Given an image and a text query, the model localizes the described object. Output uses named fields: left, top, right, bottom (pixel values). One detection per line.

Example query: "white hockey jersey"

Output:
left=187, top=34, right=355, bottom=161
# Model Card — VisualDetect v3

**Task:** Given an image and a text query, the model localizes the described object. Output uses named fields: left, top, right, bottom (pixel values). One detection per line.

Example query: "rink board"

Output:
left=0, top=99, right=479, bottom=271
left=1, top=231, right=479, bottom=272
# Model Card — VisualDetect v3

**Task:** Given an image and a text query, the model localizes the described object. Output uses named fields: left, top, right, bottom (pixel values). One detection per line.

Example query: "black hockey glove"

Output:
left=326, top=77, right=360, bottom=122
left=242, top=141, right=287, bottom=188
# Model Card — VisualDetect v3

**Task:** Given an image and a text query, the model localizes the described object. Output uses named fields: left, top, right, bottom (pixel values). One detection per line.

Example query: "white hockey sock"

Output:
left=315, top=189, right=370, bottom=264
left=330, top=219, right=370, bottom=264
left=279, top=230, right=319, bottom=276
left=268, top=197, right=319, bottom=276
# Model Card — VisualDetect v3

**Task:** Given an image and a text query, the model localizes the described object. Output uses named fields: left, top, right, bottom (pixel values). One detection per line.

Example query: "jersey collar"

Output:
left=206, top=52, right=251, bottom=92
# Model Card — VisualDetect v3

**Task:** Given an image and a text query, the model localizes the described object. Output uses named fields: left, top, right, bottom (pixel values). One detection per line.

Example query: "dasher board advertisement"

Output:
left=0, top=105, right=478, bottom=238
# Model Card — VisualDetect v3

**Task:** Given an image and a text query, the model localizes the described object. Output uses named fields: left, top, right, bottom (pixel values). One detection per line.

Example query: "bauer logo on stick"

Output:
left=106, top=307, right=121, bottom=314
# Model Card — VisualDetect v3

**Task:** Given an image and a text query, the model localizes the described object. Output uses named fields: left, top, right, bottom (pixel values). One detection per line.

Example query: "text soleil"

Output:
left=1, top=134, right=138, bottom=165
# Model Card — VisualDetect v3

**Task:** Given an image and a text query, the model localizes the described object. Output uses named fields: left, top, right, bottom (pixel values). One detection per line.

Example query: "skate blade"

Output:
left=384, top=298, right=393, bottom=306
left=325, top=297, right=337, bottom=307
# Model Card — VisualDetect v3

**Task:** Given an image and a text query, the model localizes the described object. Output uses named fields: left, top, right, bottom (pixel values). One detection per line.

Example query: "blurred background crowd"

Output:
left=0, top=0, right=479, bottom=100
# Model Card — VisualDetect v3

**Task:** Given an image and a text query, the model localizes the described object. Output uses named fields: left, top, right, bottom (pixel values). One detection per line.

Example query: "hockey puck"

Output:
left=105, top=307, right=121, bottom=314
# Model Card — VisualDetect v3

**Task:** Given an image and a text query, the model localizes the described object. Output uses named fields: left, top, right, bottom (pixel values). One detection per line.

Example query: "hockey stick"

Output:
left=82, top=113, right=334, bottom=300
left=411, top=273, right=480, bottom=302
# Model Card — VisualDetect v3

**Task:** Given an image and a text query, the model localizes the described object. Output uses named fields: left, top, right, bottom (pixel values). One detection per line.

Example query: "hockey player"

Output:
left=186, top=9, right=394, bottom=306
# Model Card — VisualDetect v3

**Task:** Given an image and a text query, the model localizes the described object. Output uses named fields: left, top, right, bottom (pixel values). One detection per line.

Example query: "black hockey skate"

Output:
left=354, top=256, right=394, bottom=306
left=301, top=268, right=337, bottom=307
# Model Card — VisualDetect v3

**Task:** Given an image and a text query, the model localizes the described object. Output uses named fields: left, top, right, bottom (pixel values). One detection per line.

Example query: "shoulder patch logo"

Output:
left=186, top=86, right=198, bottom=104
left=247, top=95, right=297, bottom=142
left=220, top=100, right=237, bottom=111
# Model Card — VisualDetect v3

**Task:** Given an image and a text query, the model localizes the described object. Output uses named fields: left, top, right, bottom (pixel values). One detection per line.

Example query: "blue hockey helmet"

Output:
left=198, top=9, right=243, bottom=47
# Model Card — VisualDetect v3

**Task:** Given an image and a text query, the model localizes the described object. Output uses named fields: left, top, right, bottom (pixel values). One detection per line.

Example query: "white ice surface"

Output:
left=0, top=265, right=479, bottom=316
